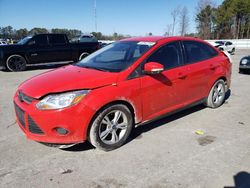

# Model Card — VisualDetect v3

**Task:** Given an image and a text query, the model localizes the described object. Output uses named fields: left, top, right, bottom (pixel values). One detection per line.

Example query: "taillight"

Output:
left=221, top=51, right=232, bottom=64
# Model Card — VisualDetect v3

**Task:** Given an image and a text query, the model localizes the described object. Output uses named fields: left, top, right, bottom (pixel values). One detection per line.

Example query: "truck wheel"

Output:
left=204, top=79, right=226, bottom=108
left=6, top=55, right=26, bottom=72
left=88, top=104, right=133, bottom=151
left=79, top=52, right=89, bottom=61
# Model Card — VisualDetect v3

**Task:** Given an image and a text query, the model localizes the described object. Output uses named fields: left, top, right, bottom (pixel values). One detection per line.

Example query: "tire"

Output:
left=205, top=79, right=226, bottom=108
left=6, top=54, right=26, bottom=72
left=88, top=104, right=133, bottom=151
left=79, top=52, right=89, bottom=61
left=230, top=48, right=235, bottom=54
left=239, top=69, right=248, bottom=74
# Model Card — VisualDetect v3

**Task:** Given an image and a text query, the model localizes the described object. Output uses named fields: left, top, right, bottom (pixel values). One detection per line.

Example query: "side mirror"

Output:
left=144, top=62, right=164, bottom=75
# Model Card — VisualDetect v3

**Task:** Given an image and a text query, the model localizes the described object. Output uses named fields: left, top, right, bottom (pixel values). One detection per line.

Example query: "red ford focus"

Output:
left=14, top=37, right=232, bottom=151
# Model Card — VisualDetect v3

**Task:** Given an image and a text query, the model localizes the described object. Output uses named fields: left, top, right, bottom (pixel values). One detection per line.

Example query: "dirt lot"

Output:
left=0, top=50, right=250, bottom=188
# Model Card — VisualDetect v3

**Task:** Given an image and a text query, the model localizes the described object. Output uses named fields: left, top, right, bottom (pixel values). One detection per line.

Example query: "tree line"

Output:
left=0, top=26, right=129, bottom=41
left=196, top=0, right=250, bottom=39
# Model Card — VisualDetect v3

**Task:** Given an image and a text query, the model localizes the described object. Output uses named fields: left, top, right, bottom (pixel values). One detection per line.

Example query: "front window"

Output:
left=17, top=36, right=32, bottom=45
left=76, top=41, right=155, bottom=72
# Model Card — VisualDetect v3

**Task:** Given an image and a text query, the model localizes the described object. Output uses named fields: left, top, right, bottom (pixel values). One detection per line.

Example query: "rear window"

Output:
left=80, top=36, right=98, bottom=42
left=183, top=41, right=218, bottom=64
left=48, top=35, right=66, bottom=45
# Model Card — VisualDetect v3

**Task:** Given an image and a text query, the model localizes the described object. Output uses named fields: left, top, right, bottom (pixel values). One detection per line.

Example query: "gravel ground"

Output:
left=0, top=50, right=250, bottom=188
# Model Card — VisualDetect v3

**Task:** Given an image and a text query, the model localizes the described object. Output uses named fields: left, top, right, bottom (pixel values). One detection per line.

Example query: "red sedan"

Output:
left=14, top=37, right=232, bottom=151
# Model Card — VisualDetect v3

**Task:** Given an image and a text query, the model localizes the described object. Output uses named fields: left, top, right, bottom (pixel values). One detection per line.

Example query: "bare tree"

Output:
left=164, top=24, right=172, bottom=36
left=179, top=6, right=189, bottom=36
left=171, top=7, right=180, bottom=36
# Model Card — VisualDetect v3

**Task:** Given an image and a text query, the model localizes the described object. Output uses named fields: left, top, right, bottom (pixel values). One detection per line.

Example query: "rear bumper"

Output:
left=13, top=93, right=95, bottom=144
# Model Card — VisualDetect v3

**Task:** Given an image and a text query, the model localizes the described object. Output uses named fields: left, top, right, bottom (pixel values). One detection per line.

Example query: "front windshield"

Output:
left=76, top=41, right=155, bottom=72
left=17, top=36, right=32, bottom=45
left=215, top=41, right=225, bottom=45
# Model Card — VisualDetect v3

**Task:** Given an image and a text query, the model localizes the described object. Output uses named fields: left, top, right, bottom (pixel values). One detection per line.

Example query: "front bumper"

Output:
left=239, top=65, right=250, bottom=70
left=13, top=93, right=95, bottom=144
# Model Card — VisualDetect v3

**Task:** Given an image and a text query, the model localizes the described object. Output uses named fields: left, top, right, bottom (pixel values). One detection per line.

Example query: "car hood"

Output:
left=0, top=44, right=24, bottom=51
left=19, top=65, right=119, bottom=99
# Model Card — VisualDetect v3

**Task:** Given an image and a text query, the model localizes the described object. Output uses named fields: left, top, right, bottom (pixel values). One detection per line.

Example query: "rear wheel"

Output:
left=88, top=104, right=133, bottom=151
left=6, top=55, right=26, bottom=72
left=79, top=52, right=89, bottom=61
left=205, top=79, right=226, bottom=108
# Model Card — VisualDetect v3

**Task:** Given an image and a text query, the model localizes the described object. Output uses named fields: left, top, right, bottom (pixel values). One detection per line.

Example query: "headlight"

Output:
left=241, top=59, right=249, bottom=65
left=36, top=90, right=89, bottom=110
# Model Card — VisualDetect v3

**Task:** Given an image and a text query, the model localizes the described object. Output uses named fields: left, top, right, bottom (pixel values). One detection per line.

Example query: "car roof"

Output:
left=120, top=36, right=206, bottom=43
left=121, top=36, right=166, bottom=42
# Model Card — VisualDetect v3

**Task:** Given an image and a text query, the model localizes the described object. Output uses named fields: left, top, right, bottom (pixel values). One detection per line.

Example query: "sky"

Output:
left=0, top=0, right=224, bottom=36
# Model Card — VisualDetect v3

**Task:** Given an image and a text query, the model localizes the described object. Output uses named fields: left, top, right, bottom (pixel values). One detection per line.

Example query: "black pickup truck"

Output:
left=0, top=34, right=100, bottom=71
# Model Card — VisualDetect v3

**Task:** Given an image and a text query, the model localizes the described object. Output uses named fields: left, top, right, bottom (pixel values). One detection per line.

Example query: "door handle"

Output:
left=31, top=53, right=38, bottom=56
left=178, top=72, right=187, bottom=79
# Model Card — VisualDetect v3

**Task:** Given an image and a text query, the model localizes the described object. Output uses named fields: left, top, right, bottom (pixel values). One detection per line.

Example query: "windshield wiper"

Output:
left=80, top=65, right=110, bottom=72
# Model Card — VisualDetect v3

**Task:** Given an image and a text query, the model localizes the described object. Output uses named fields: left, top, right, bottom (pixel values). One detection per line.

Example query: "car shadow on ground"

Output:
left=239, top=70, right=250, bottom=75
left=63, top=104, right=207, bottom=152
left=62, top=90, right=231, bottom=152
left=129, top=104, right=206, bottom=141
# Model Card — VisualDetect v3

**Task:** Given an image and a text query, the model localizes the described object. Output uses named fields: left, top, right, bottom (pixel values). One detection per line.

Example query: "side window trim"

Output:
left=182, top=40, right=218, bottom=65
left=145, top=41, right=184, bottom=71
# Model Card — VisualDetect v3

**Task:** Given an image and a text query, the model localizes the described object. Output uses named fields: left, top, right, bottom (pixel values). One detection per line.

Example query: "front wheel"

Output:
left=88, top=104, right=133, bottom=151
left=6, top=54, right=26, bottom=72
left=205, top=79, right=226, bottom=108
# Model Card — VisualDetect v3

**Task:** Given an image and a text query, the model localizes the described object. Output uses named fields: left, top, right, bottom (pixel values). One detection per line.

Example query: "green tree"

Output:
left=29, top=27, right=48, bottom=35
left=196, top=5, right=216, bottom=39
left=0, top=26, right=14, bottom=38
left=16, top=28, right=28, bottom=39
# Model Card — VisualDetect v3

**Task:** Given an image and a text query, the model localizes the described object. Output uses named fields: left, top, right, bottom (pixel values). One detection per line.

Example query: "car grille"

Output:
left=18, top=91, right=34, bottom=104
left=14, top=103, right=25, bottom=129
left=28, top=115, right=44, bottom=134
left=14, top=102, right=45, bottom=135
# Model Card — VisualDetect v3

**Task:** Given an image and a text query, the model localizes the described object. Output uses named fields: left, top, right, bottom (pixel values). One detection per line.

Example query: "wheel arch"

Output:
left=5, top=53, right=28, bottom=71
left=78, top=51, right=90, bottom=60
left=5, top=53, right=28, bottom=62
left=86, top=100, right=136, bottom=139
left=207, top=76, right=228, bottom=96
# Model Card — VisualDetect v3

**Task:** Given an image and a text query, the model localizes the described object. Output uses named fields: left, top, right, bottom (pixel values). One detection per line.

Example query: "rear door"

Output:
left=27, top=35, right=51, bottom=63
left=140, top=41, right=188, bottom=120
left=48, top=35, right=72, bottom=62
left=182, top=40, right=219, bottom=104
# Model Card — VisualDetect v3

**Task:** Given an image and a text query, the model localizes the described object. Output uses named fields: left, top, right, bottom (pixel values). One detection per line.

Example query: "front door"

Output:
left=27, top=35, right=51, bottom=63
left=140, top=41, right=188, bottom=121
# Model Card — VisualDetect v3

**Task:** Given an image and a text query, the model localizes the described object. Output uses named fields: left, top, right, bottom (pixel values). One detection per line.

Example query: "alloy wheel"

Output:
left=99, top=110, right=128, bottom=145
